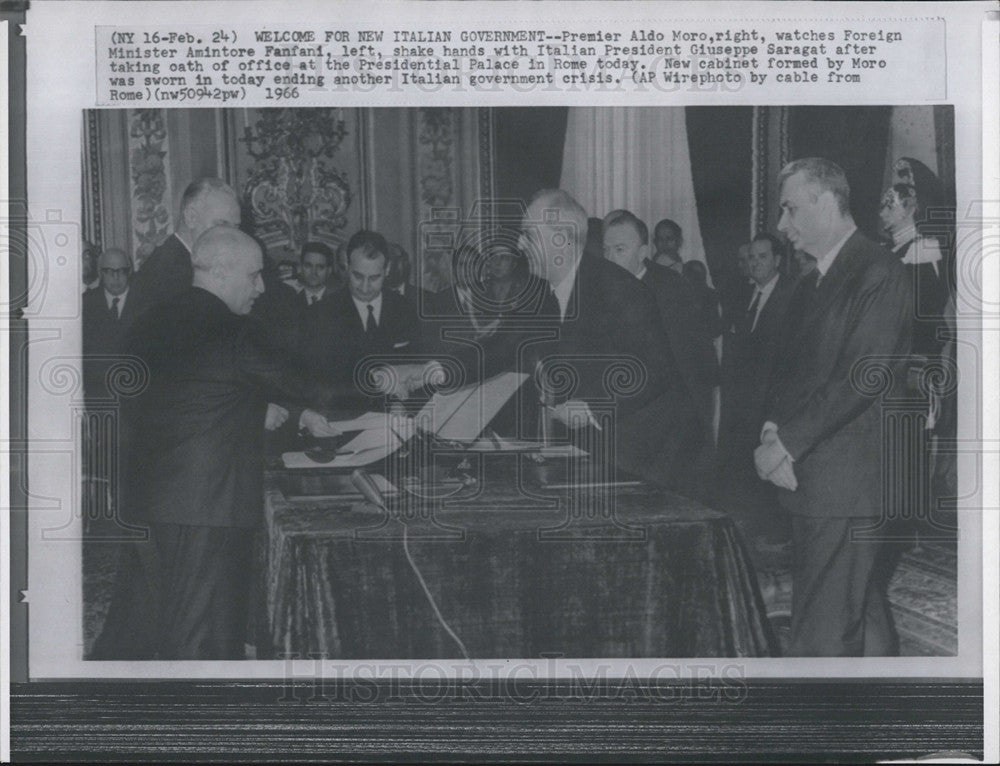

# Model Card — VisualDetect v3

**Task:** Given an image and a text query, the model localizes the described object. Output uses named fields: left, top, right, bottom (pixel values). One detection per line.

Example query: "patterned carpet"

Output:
left=751, top=537, right=957, bottom=657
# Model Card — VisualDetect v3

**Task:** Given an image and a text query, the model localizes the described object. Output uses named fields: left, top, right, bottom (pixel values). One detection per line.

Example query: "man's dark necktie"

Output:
left=745, top=290, right=761, bottom=333
left=365, top=304, right=376, bottom=334
left=110, top=297, right=120, bottom=321
left=309, top=294, right=317, bottom=306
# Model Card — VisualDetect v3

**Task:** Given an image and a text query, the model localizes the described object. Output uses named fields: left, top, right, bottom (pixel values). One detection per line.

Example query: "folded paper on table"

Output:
left=283, top=427, right=403, bottom=469
left=465, top=436, right=588, bottom=458
left=328, top=411, right=399, bottom=433
left=283, top=371, right=530, bottom=469
left=415, top=371, right=529, bottom=443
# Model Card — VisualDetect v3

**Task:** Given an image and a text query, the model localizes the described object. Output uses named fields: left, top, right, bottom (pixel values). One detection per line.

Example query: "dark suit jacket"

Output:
left=120, top=287, right=346, bottom=528
left=721, top=272, right=797, bottom=447
left=82, top=284, right=145, bottom=401
left=319, top=288, right=420, bottom=383
left=132, top=233, right=192, bottom=314
left=891, top=237, right=950, bottom=358
left=249, top=271, right=303, bottom=359
left=421, top=275, right=559, bottom=382
left=536, top=256, right=697, bottom=485
left=641, top=262, right=720, bottom=430
left=766, top=230, right=913, bottom=518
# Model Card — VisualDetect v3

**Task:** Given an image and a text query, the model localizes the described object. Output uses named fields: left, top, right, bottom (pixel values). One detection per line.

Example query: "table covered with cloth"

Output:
left=259, top=455, right=777, bottom=659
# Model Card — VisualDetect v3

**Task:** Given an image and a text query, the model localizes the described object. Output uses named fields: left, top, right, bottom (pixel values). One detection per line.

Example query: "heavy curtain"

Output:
left=559, top=107, right=708, bottom=270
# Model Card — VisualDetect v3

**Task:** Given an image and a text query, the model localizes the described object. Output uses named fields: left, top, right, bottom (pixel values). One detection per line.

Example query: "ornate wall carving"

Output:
left=240, top=109, right=353, bottom=257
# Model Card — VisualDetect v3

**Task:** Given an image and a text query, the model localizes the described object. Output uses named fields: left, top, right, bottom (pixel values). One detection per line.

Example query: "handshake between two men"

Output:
left=265, top=360, right=449, bottom=438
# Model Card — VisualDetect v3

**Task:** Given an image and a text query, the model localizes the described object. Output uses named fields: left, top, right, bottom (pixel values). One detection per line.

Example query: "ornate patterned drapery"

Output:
left=127, top=109, right=173, bottom=263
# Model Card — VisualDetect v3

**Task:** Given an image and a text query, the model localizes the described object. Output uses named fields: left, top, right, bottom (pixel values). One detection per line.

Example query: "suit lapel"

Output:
left=792, top=232, right=869, bottom=342
left=753, top=274, right=790, bottom=333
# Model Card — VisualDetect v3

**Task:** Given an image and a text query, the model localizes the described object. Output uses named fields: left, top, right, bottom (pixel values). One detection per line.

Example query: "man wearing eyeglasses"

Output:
left=82, top=247, right=141, bottom=401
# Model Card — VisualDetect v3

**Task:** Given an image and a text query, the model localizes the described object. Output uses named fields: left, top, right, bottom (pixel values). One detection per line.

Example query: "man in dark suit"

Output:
left=719, top=233, right=797, bottom=543
left=602, top=209, right=719, bottom=482
left=93, top=227, right=358, bottom=661
left=718, top=242, right=754, bottom=330
left=298, top=241, right=335, bottom=308
left=82, top=247, right=144, bottom=525
left=322, top=230, right=420, bottom=385
left=82, top=247, right=143, bottom=400
left=519, top=190, right=696, bottom=487
left=755, top=158, right=913, bottom=656
left=291, top=241, right=338, bottom=374
left=721, top=233, right=797, bottom=470
left=131, top=178, right=241, bottom=313
left=652, top=218, right=685, bottom=274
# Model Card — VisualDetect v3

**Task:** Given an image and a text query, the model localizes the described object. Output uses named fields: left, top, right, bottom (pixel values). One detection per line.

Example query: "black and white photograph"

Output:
left=76, top=104, right=960, bottom=662
left=5, top=0, right=996, bottom=762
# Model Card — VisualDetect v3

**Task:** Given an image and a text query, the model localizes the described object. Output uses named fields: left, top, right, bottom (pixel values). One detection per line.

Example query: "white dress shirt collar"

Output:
left=814, top=226, right=857, bottom=279
left=173, top=231, right=193, bottom=255
left=748, top=273, right=779, bottom=331
left=352, top=292, right=383, bottom=327
left=303, top=285, right=326, bottom=304
left=551, top=256, right=582, bottom=321
left=104, top=288, right=128, bottom=313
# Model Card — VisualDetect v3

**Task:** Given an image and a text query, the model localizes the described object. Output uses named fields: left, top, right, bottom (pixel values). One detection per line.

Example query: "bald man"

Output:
left=82, top=247, right=142, bottom=400
left=94, top=227, right=354, bottom=661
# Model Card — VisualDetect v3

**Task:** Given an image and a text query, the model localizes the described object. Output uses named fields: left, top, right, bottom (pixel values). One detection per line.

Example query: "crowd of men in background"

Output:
left=84, top=155, right=954, bottom=660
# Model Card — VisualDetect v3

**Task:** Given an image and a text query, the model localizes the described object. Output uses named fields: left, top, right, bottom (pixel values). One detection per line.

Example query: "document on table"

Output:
left=283, top=371, right=530, bottom=468
left=416, top=371, right=530, bottom=443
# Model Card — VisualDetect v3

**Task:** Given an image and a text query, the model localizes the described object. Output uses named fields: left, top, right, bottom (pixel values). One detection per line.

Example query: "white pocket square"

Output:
left=393, top=341, right=410, bottom=349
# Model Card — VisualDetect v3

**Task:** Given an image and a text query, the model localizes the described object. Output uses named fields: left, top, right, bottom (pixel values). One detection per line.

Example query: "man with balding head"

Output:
left=132, top=177, right=242, bottom=312
left=94, top=226, right=351, bottom=661
left=520, top=190, right=694, bottom=486
left=82, top=247, right=143, bottom=400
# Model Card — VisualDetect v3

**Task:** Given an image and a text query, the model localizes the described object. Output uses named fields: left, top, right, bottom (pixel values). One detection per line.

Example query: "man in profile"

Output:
left=93, top=227, right=350, bottom=661
left=602, top=209, right=719, bottom=483
left=132, top=177, right=242, bottom=311
left=755, top=158, right=912, bottom=656
left=520, top=190, right=694, bottom=486
left=651, top=218, right=684, bottom=273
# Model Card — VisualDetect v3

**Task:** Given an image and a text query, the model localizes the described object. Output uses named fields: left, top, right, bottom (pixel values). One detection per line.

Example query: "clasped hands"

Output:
left=264, top=361, right=446, bottom=438
left=265, top=404, right=344, bottom=438
left=754, top=428, right=798, bottom=491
